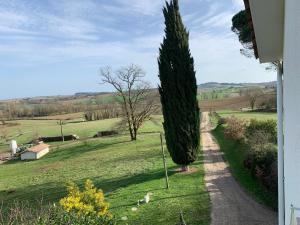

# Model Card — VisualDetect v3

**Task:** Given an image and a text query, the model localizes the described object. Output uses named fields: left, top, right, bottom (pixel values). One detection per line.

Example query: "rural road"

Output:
left=201, top=112, right=278, bottom=225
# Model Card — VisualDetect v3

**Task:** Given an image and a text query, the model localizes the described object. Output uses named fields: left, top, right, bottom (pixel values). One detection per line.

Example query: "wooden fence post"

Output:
left=160, top=133, right=169, bottom=189
left=59, top=120, right=64, bottom=142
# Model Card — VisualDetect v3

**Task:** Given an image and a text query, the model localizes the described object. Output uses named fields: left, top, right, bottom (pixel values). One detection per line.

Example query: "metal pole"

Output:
left=290, top=205, right=295, bottom=225
left=160, top=133, right=169, bottom=189
left=277, top=61, right=285, bottom=225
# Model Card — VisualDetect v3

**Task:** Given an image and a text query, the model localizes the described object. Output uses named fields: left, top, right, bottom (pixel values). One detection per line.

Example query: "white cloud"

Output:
left=133, top=34, right=163, bottom=50
left=231, top=0, right=244, bottom=10
left=0, top=10, right=27, bottom=26
left=201, top=11, right=234, bottom=28
left=116, top=0, right=164, bottom=16
left=0, top=0, right=274, bottom=87
left=189, top=31, right=274, bottom=83
left=0, top=0, right=124, bottom=43
left=189, top=2, right=223, bottom=25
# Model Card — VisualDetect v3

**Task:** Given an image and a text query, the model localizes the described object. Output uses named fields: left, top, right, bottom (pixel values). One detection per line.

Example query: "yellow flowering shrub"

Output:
left=59, top=179, right=110, bottom=217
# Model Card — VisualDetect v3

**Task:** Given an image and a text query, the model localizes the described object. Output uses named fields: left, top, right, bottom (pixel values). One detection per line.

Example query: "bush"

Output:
left=246, top=130, right=272, bottom=150
left=259, top=97, right=276, bottom=111
left=218, top=117, right=226, bottom=126
left=246, top=119, right=277, bottom=144
left=224, top=116, right=246, bottom=141
left=94, top=130, right=118, bottom=138
left=244, top=144, right=277, bottom=191
left=60, top=179, right=110, bottom=217
left=244, top=120, right=278, bottom=192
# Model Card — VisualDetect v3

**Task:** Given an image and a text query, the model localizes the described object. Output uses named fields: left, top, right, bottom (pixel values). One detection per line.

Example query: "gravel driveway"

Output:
left=201, top=112, right=278, bottom=225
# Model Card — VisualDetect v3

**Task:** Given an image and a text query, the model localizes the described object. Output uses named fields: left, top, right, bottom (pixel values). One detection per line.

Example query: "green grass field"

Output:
left=198, top=87, right=240, bottom=101
left=0, top=118, right=210, bottom=225
left=0, top=116, right=164, bottom=154
left=217, top=110, right=277, bottom=121
left=212, top=125, right=277, bottom=210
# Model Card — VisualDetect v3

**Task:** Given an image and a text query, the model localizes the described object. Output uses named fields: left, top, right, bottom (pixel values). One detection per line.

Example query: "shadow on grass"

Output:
left=0, top=168, right=177, bottom=209
left=46, top=140, right=132, bottom=162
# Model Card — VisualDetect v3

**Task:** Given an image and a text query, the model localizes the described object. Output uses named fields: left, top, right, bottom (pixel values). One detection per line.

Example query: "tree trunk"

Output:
left=131, top=128, right=137, bottom=141
left=128, top=125, right=135, bottom=141
left=133, top=127, right=137, bottom=140
left=181, top=165, right=189, bottom=172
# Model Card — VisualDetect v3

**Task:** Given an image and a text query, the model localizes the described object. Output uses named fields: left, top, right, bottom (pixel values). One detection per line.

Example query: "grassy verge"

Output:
left=0, top=119, right=210, bottom=224
left=211, top=125, right=277, bottom=209
left=217, top=110, right=276, bottom=121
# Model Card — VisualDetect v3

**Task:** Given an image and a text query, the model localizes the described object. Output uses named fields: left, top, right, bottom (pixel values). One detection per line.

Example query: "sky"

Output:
left=0, top=0, right=275, bottom=100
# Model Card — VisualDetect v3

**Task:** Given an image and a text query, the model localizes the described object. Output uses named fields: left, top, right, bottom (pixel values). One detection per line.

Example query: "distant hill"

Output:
left=0, top=82, right=276, bottom=102
left=198, top=81, right=276, bottom=90
left=74, top=92, right=111, bottom=97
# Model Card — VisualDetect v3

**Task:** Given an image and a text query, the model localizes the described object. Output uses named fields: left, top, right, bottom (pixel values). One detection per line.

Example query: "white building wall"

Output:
left=21, top=148, right=49, bottom=160
left=36, top=148, right=49, bottom=159
left=283, top=0, right=300, bottom=223
left=21, top=152, right=37, bottom=160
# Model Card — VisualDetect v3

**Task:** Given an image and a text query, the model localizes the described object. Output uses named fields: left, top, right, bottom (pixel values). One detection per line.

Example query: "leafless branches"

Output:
left=241, top=88, right=263, bottom=110
left=101, top=64, right=158, bottom=140
left=0, top=128, right=9, bottom=143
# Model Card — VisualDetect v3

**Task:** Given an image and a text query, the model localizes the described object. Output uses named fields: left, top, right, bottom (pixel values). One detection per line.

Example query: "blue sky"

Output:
left=0, top=0, right=275, bottom=100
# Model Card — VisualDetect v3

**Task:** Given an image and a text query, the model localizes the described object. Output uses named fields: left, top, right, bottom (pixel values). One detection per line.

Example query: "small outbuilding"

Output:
left=21, top=143, right=50, bottom=160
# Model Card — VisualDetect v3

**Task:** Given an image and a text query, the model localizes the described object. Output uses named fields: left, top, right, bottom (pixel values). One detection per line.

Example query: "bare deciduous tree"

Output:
left=242, top=88, right=263, bottom=110
left=101, top=64, right=158, bottom=141
left=0, top=128, right=9, bottom=143
left=0, top=110, right=7, bottom=125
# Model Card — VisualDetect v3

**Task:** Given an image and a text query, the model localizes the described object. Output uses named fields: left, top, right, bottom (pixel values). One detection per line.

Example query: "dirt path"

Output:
left=201, top=112, right=278, bottom=225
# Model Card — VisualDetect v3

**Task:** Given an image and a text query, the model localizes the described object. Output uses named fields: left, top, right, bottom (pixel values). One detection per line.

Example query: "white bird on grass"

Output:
left=138, top=192, right=153, bottom=205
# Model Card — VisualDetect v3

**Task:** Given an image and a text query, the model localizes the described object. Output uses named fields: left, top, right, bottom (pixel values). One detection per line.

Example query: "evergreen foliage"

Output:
left=231, top=9, right=276, bottom=69
left=232, top=10, right=253, bottom=48
left=158, top=0, right=200, bottom=166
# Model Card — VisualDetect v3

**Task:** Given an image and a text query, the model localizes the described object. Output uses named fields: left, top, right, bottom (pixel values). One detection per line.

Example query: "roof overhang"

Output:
left=244, top=0, right=284, bottom=63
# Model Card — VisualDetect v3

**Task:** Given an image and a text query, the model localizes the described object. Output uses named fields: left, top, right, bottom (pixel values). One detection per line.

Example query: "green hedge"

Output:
left=246, top=119, right=277, bottom=143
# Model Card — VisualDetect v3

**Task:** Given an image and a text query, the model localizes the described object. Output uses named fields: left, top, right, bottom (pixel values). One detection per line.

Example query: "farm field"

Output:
left=217, top=110, right=277, bottom=121
left=0, top=118, right=210, bottom=225
left=199, top=92, right=276, bottom=112
left=197, top=87, right=240, bottom=100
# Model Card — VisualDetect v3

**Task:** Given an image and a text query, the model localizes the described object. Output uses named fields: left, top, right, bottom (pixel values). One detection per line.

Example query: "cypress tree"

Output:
left=158, top=0, right=200, bottom=170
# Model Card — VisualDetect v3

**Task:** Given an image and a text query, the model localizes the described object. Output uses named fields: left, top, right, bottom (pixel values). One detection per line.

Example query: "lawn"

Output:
left=217, top=110, right=276, bottom=121
left=212, top=125, right=277, bottom=209
left=0, top=118, right=210, bottom=225
left=0, top=116, right=163, bottom=153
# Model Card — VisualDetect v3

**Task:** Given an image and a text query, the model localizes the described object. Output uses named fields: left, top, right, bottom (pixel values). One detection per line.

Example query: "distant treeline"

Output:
left=0, top=90, right=160, bottom=120
left=84, top=106, right=120, bottom=121
left=0, top=101, right=121, bottom=120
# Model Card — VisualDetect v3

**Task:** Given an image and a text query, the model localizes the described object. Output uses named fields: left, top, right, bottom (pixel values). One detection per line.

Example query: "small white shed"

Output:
left=21, top=143, right=50, bottom=160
